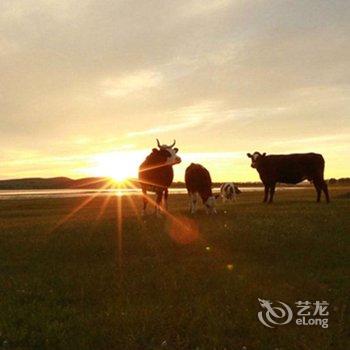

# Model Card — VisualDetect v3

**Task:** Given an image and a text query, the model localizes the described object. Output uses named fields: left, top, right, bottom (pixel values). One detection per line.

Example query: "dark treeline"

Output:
left=0, top=177, right=349, bottom=190
left=328, top=178, right=350, bottom=185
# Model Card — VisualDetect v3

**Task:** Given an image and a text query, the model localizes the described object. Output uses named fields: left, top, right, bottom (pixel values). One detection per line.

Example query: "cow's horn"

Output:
left=156, top=139, right=161, bottom=148
left=169, top=139, right=176, bottom=148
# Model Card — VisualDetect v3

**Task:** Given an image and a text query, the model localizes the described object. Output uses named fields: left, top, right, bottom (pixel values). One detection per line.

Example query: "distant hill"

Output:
left=0, top=177, right=348, bottom=190
left=0, top=177, right=118, bottom=190
left=0, top=177, right=260, bottom=190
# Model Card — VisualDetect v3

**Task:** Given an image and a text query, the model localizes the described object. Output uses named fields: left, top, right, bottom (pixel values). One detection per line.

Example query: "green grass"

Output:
left=0, top=188, right=349, bottom=349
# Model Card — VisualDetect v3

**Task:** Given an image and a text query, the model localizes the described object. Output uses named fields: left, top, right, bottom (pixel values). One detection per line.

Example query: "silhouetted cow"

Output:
left=139, top=139, right=181, bottom=215
left=247, top=152, right=330, bottom=203
left=185, top=163, right=217, bottom=214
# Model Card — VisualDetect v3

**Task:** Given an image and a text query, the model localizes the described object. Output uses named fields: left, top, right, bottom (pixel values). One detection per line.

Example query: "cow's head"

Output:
left=204, top=196, right=217, bottom=214
left=247, top=151, right=266, bottom=168
left=234, top=185, right=242, bottom=194
left=154, top=139, right=181, bottom=165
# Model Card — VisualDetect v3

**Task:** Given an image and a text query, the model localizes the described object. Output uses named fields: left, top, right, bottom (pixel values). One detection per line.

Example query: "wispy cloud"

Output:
left=101, top=70, right=162, bottom=97
left=181, top=0, right=234, bottom=17
left=183, top=151, right=242, bottom=160
left=127, top=117, right=202, bottom=137
left=127, top=101, right=225, bottom=137
left=127, top=104, right=290, bottom=137
left=271, top=133, right=350, bottom=146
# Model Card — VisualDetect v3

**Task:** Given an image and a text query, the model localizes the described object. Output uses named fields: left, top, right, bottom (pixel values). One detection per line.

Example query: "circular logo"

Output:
left=258, top=298, right=293, bottom=328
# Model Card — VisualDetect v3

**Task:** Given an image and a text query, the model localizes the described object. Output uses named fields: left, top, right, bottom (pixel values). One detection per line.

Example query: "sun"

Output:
left=109, top=165, right=131, bottom=182
left=88, top=151, right=140, bottom=182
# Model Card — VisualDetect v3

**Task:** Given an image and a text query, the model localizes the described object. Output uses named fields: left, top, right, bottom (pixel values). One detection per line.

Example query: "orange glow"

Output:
left=87, top=151, right=141, bottom=182
left=168, top=216, right=200, bottom=244
left=226, top=264, right=234, bottom=271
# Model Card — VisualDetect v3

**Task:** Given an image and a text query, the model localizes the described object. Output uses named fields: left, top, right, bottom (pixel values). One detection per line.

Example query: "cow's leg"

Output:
left=155, top=191, right=163, bottom=216
left=142, top=188, right=148, bottom=216
left=189, top=193, right=197, bottom=214
left=229, top=188, right=235, bottom=202
left=268, top=183, right=276, bottom=203
left=232, top=191, right=236, bottom=202
left=313, top=180, right=322, bottom=202
left=163, top=188, right=169, bottom=211
left=321, top=180, right=330, bottom=203
left=263, top=184, right=269, bottom=203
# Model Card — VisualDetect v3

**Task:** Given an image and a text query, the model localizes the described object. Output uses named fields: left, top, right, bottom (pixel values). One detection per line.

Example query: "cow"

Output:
left=247, top=152, right=330, bottom=203
left=220, top=182, right=241, bottom=202
left=139, top=139, right=181, bottom=215
left=185, top=163, right=217, bottom=214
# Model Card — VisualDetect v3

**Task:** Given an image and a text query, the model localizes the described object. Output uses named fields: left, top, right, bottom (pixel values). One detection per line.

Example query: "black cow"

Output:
left=247, top=152, right=330, bottom=203
left=139, top=139, right=181, bottom=215
left=185, top=163, right=217, bottom=214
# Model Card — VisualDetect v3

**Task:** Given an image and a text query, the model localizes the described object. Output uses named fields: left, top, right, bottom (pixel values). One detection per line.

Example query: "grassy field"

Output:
left=0, top=187, right=349, bottom=349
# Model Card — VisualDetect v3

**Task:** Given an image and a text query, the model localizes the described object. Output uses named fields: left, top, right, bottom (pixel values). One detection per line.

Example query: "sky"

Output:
left=1, top=0, right=349, bottom=182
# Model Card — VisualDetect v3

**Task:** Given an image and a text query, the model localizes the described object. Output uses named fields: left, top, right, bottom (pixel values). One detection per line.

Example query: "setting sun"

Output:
left=88, top=151, right=141, bottom=182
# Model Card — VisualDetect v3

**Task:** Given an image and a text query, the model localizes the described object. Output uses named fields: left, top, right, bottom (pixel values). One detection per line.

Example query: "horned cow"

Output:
left=139, top=139, right=181, bottom=215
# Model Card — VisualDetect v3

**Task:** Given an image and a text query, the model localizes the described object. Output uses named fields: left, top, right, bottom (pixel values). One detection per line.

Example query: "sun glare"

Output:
left=88, top=151, right=141, bottom=182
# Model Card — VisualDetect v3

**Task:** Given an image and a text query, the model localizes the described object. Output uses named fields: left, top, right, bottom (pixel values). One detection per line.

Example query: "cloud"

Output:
left=182, top=151, right=242, bottom=160
left=0, top=37, right=19, bottom=55
left=271, top=134, right=350, bottom=147
left=127, top=117, right=202, bottom=137
left=0, top=0, right=349, bottom=179
left=101, top=70, right=163, bottom=97
left=181, top=0, right=234, bottom=17
left=126, top=101, right=232, bottom=137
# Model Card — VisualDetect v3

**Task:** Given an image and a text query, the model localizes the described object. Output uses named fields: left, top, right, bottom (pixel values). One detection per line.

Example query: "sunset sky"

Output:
left=1, top=0, right=349, bottom=182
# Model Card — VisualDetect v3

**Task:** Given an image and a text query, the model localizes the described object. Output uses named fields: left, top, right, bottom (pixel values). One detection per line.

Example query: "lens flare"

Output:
left=168, top=216, right=199, bottom=244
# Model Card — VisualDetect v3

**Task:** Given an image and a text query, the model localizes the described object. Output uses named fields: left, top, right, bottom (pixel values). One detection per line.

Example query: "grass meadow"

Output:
left=0, top=187, right=349, bottom=349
